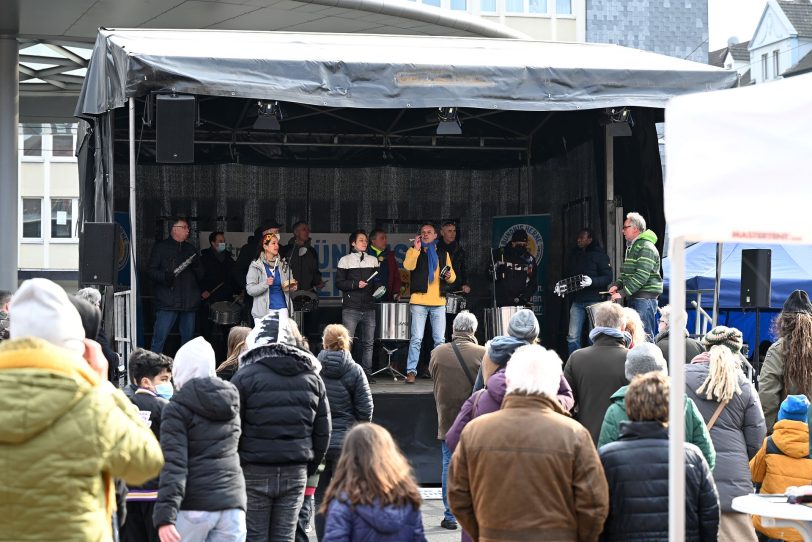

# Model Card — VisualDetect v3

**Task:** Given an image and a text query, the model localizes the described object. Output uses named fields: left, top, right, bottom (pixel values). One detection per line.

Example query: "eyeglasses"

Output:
left=173, top=225, right=189, bottom=230
left=622, top=225, right=633, bottom=230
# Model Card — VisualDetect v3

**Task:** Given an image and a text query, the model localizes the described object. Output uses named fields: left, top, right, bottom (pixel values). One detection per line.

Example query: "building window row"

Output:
left=22, top=124, right=77, bottom=159
left=21, top=197, right=79, bottom=241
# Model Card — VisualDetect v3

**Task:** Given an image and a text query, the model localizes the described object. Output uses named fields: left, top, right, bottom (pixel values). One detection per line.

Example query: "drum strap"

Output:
left=451, top=342, right=476, bottom=388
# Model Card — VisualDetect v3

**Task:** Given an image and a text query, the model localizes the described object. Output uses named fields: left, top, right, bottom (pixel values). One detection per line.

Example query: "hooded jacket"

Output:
left=614, top=229, right=663, bottom=299
left=446, top=369, right=507, bottom=453
left=153, top=377, right=246, bottom=527
left=246, top=257, right=292, bottom=319
left=758, top=338, right=809, bottom=433
left=146, top=237, right=204, bottom=311
left=231, top=341, right=331, bottom=473
left=599, top=421, right=720, bottom=542
left=323, top=497, right=427, bottom=542
left=0, top=337, right=164, bottom=542
left=598, top=385, right=717, bottom=469
left=317, top=349, right=373, bottom=455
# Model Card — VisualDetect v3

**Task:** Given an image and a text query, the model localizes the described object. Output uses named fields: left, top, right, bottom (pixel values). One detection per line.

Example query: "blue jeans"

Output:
left=441, top=441, right=455, bottom=522
left=631, top=298, right=659, bottom=342
left=407, top=304, right=445, bottom=375
left=342, top=308, right=376, bottom=371
left=243, top=463, right=307, bottom=542
left=567, top=301, right=590, bottom=355
left=175, top=509, right=246, bottom=542
left=151, top=309, right=196, bottom=354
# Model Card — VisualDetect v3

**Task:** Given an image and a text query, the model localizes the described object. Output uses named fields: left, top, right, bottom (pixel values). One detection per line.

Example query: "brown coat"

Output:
left=429, top=332, right=485, bottom=439
left=448, top=393, right=609, bottom=542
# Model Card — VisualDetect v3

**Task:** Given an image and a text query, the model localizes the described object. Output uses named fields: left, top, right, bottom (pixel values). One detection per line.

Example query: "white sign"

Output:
left=56, top=211, right=68, bottom=225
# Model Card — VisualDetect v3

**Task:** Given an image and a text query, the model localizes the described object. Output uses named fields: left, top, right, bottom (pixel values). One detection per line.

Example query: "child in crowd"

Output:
left=153, top=337, right=247, bottom=542
left=321, top=423, right=427, bottom=542
left=750, top=394, right=812, bottom=542
left=121, top=349, right=173, bottom=542
left=216, top=326, right=251, bottom=381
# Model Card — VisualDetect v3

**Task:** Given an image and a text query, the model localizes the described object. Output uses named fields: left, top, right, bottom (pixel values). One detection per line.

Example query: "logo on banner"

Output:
left=117, top=226, right=130, bottom=272
left=499, top=224, right=544, bottom=264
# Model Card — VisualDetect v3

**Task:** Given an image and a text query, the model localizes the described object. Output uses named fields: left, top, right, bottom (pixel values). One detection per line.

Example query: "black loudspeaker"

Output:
left=81, top=222, right=119, bottom=286
left=741, top=249, right=771, bottom=308
left=156, top=94, right=195, bottom=163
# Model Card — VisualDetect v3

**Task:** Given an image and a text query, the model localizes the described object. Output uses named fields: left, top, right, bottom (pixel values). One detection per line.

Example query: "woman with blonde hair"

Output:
left=321, top=423, right=427, bottom=542
left=623, top=306, right=647, bottom=348
left=314, top=324, right=374, bottom=540
left=685, top=326, right=766, bottom=542
left=216, top=326, right=251, bottom=381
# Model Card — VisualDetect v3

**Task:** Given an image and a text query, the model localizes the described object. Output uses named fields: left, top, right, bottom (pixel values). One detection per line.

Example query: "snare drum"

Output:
left=445, top=294, right=467, bottom=314
left=376, top=303, right=410, bottom=341
left=209, top=301, right=241, bottom=325
left=483, top=306, right=523, bottom=339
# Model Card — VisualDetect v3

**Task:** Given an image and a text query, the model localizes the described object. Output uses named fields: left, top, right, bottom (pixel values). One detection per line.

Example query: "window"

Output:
left=52, top=134, right=74, bottom=157
left=774, top=50, right=780, bottom=78
left=23, top=125, right=42, bottom=157
left=529, top=0, right=547, bottom=13
left=762, top=53, right=769, bottom=80
left=450, top=0, right=467, bottom=9
left=556, top=0, right=571, bottom=14
left=505, top=0, right=524, bottom=12
left=50, top=199, right=74, bottom=239
left=22, top=198, right=42, bottom=239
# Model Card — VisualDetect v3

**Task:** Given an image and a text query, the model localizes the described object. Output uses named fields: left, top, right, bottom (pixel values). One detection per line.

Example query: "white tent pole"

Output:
left=128, top=98, right=138, bottom=348
left=669, top=236, right=687, bottom=542
left=713, top=242, right=722, bottom=328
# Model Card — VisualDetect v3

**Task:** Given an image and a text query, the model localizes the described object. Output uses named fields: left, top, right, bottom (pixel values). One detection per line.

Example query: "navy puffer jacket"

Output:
left=323, top=497, right=427, bottom=542
left=317, top=349, right=373, bottom=455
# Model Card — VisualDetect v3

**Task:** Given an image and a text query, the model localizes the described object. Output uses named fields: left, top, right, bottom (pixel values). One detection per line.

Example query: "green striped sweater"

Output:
left=617, top=229, right=663, bottom=297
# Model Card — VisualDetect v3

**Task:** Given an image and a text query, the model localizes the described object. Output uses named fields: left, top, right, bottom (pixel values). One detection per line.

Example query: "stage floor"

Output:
left=370, top=377, right=434, bottom=395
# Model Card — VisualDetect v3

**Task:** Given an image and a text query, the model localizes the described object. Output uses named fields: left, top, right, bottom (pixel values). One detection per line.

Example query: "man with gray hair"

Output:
left=609, top=211, right=662, bottom=341
left=564, top=301, right=631, bottom=444
left=449, top=344, right=609, bottom=541
left=597, top=343, right=716, bottom=468
left=429, top=310, right=485, bottom=531
left=655, top=304, right=705, bottom=364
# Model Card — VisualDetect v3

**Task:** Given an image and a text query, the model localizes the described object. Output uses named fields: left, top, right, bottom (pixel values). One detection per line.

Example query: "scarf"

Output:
left=424, top=240, right=439, bottom=283
left=589, top=326, right=632, bottom=347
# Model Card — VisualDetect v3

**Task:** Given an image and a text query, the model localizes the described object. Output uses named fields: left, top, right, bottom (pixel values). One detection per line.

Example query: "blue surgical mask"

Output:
left=155, top=382, right=174, bottom=400
left=216, top=242, right=226, bottom=253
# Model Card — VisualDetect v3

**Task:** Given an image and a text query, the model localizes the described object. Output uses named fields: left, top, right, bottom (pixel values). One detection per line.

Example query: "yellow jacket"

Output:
left=403, top=247, right=456, bottom=307
left=750, top=419, right=812, bottom=542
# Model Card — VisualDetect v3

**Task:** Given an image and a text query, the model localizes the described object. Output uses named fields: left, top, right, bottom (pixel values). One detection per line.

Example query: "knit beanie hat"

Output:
left=510, top=229, right=529, bottom=243
left=702, top=326, right=743, bottom=354
left=625, top=343, right=668, bottom=381
left=173, top=336, right=216, bottom=389
left=508, top=309, right=539, bottom=342
left=69, top=296, right=101, bottom=341
left=783, top=290, right=812, bottom=314
left=9, top=278, right=85, bottom=356
left=778, top=394, right=810, bottom=423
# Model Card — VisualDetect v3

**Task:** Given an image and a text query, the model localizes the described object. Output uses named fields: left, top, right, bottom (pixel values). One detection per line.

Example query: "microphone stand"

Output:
left=489, top=246, right=499, bottom=309
left=285, top=240, right=298, bottom=315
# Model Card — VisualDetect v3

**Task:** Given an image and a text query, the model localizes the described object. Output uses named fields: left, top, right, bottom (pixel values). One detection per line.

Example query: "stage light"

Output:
left=604, top=107, right=634, bottom=137
left=254, top=101, right=282, bottom=131
left=436, top=107, right=462, bottom=135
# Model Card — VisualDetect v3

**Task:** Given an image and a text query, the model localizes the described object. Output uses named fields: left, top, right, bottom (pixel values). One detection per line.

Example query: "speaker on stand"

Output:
left=156, top=94, right=196, bottom=163
left=740, top=248, right=771, bottom=377
left=80, top=222, right=121, bottom=286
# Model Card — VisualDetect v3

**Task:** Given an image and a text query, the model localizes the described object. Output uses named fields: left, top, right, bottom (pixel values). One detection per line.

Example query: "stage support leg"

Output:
left=668, top=237, right=687, bottom=542
left=0, top=29, right=19, bottom=290
left=129, top=98, right=138, bottom=346
left=604, top=128, right=618, bottom=270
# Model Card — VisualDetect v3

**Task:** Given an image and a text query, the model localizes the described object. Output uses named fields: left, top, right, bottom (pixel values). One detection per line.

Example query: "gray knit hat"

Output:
left=625, top=343, right=668, bottom=381
left=508, top=309, right=539, bottom=342
left=702, top=326, right=743, bottom=354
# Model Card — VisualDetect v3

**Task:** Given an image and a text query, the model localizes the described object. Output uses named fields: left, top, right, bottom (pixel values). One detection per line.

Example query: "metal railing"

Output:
left=686, top=289, right=714, bottom=338
left=113, top=290, right=132, bottom=388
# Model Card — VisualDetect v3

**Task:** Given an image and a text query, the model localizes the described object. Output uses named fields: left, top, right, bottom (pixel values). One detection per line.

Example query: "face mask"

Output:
left=155, top=382, right=174, bottom=400
left=216, top=243, right=226, bottom=253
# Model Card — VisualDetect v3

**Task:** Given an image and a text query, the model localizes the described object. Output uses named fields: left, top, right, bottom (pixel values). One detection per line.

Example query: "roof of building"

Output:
left=729, top=41, right=751, bottom=61
left=777, top=0, right=812, bottom=38
left=784, top=49, right=812, bottom=76
left=708, top=47, right=727, bottom=66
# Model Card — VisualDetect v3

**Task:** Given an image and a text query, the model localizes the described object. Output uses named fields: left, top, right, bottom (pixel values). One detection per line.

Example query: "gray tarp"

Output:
left=76, top=28, right=738, bottom=117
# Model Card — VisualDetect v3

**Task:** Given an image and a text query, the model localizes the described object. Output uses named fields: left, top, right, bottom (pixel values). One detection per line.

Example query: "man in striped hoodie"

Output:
left=609, top=212, right=663, bottom=341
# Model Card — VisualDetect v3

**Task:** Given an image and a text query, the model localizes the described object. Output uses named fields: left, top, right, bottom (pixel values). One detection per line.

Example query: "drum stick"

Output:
left=366, top=271, right=379, bottom=282
left=599, top=291, right=611, bottom=295
left=210, top=282, right=224, bottom=294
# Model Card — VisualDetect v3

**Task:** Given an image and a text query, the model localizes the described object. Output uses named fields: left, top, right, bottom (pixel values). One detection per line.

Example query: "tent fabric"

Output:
left=76, top=28, right=737, bottom=117
left=662, top=243, right=812, bottom=308
left=664, top=73, right=812, bottom=245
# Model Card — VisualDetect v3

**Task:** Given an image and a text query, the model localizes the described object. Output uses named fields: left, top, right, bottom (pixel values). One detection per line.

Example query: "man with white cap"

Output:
left=0, top=278, right=164, bottom=541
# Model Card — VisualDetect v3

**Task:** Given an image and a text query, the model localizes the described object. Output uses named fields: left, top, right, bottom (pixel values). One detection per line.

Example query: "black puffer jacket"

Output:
left=336, top=251, right=379, bottom=311
left=231, top=342, right=331, bottom=474
left=147, top=237, right=204, bottom=311
left=317, top=349, right=374, bottom=455
left=153, top=377, right=246, bottom=527
left=599, top=421, right=720, bottom=542
left=564, top=242, right=613, bottom=303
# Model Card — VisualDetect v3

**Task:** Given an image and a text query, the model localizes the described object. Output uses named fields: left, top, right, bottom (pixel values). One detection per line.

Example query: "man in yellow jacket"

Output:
left=0, top=279, right=164, bottom=542
left=403, top=223, right=455, bottom=384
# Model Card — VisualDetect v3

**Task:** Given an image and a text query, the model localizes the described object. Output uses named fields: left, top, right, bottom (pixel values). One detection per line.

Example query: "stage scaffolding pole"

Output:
left=129, top=98, right=138, bottom=347
left=712, top=243, right=722, bottom=328
left=668, top=236, right=687, bottom=542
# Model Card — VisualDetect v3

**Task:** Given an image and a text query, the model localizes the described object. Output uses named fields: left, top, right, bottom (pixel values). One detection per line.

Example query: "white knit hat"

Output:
left=172, top=337, right=216, bottom=389
left=9, top=278, right=85, bottom=356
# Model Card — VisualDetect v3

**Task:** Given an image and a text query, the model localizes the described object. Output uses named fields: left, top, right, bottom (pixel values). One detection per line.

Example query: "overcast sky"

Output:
left=708, top=0, right=768, bottom=50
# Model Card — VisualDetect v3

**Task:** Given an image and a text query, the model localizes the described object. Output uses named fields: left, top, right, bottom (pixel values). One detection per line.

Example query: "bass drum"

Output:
left=376, top=303, right=410, bottom=341
left=483, top=306, right=523, bottom=339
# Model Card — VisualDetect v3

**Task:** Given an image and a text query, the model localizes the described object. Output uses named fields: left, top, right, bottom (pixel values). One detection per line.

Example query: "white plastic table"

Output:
left=732, top=494, right=812, bottom=542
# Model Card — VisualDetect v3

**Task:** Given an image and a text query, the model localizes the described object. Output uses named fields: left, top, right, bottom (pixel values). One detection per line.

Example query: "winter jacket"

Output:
left=284, top=238, right=323, bottom=291
left=685, top=360, right=766, bottom=511
left=153, top=377, right=246, bottom=527
left=439, top=239, right=468, bottom=291
left=317, top=349, right=373, bottom=455
left=323, top=497, right=427, bottom=542
left=656, top=328, right=705, bottom=365
left=750, top=419, right=812, bottom=542
left=231, top=341, right=331, bottom=474
left=758, top=338, right=809, bottom=433
left=564, top=242, right=613, bottom=303
left=429, top=332, right=485, bottom=439
left=599, top=421, right=720, bottom=542
left=246, top=257, right=292, bottom=320
left=367, top=245, right=401, bottom=301
left=336, top=251, right=379, bottom=311
left=0, top=337, right=164, bottom=542
left=447, top=369, right=507, bottom=453
left=404, top=245, right=455, bottom=304
left=449, top=394, right=609, bottom=542
left=564, top=332, right=630, bottom=444
left=147, top=237, right=204, bottom=311
left=200, top=247, right=237, bottom=303
left=128, top=389, right=169, bottom=495
left=613, top=229, right=663, bottom=299
left=493, top=245, right=537, bottom=306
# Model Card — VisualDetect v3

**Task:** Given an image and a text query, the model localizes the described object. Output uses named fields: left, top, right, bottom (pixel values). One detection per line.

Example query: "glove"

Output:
left=579, top=276, right=592, bottom=288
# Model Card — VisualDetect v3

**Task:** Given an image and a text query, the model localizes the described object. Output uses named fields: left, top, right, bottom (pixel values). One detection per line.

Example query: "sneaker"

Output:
left=440, top=519, right=458, bottom=530
left=405, top=373, right=416, bottom=384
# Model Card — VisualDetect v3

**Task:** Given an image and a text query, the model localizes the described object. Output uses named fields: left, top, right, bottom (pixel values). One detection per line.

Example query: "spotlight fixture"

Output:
left=603, top=107, right=634, bottom=137
left=436, top=107, right=462, bottom=135
left=254, top=100, right=282, bottom=131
